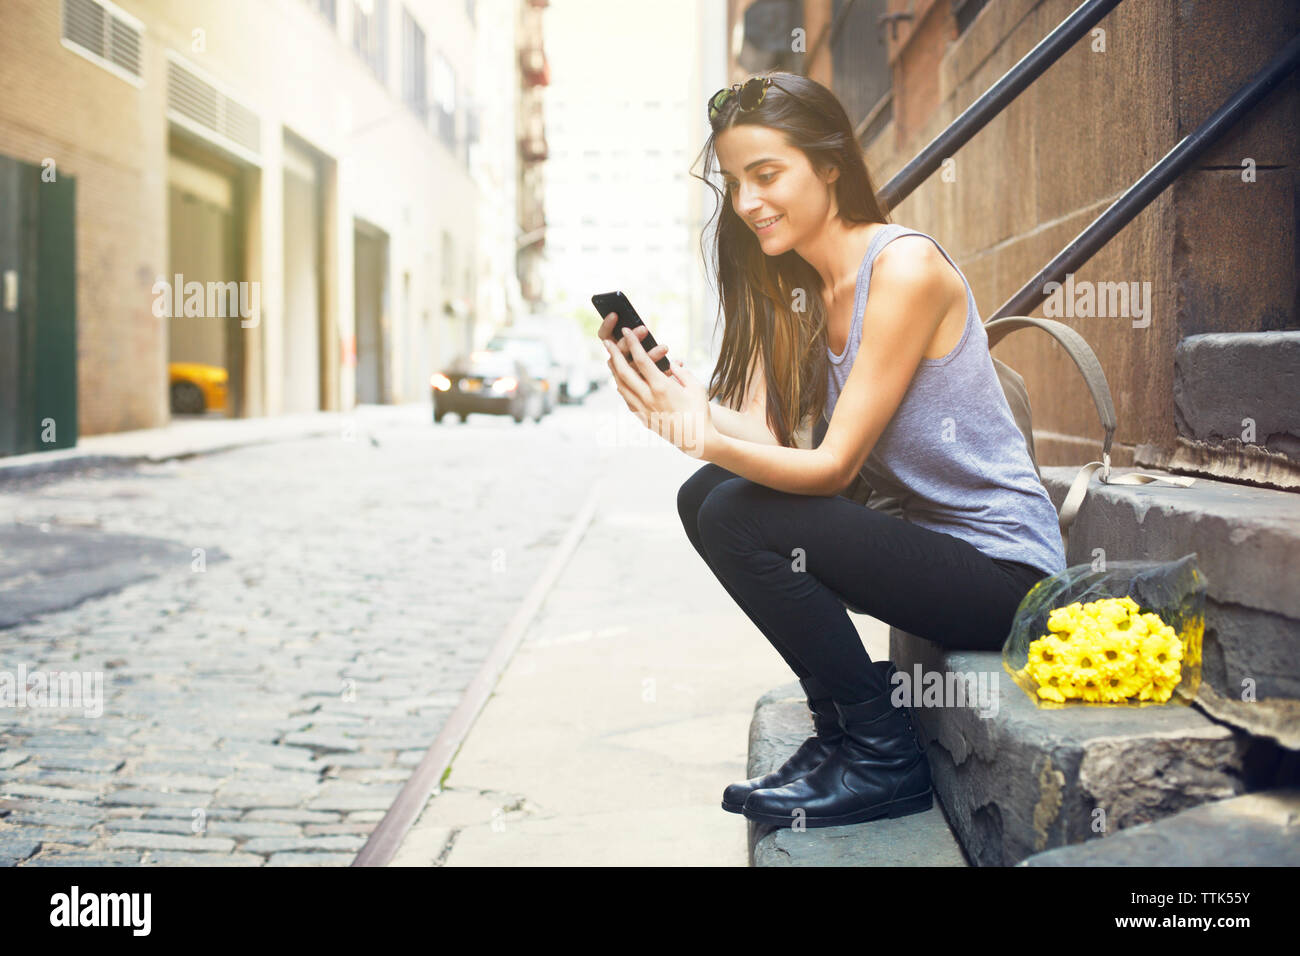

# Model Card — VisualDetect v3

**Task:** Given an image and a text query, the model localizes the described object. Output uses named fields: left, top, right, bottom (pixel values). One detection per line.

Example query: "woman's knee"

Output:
left=695, top=474, right=767, bottom=555
left=676, top=463, right=734, bottom=529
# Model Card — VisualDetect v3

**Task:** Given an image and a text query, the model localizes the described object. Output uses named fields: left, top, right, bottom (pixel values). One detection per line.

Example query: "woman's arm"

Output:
left=709, top=349, right=780, bottom=446
left=703, top=240, right=953, bottom=496
left=605, top=240, right=949, bottom=494
left=704, top=432, right=842, bottom=495
left=709, top=403, right=780, bottom=446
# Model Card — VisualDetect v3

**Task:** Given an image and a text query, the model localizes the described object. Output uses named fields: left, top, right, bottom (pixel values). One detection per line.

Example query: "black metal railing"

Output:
left=878, top=0, right=1126, bottom=210
left=861, top=0, right=1300, bottom=322
left=992, top=30, right=1300, bottom=318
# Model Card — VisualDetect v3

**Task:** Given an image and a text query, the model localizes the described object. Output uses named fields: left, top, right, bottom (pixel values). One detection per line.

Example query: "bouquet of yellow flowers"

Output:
left=1001, top=554, right=1205, bottom=708
left=1017, top=596, right=1182, bottom=703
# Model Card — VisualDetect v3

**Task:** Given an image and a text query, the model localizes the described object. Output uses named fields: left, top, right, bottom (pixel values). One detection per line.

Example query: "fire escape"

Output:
left=516, top=0, right=549, bottom=303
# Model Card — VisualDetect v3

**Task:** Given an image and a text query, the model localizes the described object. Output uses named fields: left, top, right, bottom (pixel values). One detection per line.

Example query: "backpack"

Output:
left=806, top=314, right=1195, bottom=555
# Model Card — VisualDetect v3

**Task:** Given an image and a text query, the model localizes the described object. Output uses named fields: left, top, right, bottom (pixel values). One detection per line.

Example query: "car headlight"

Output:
left=490, top=376, right=517, bottom=393
left=431, top=373, right=451, bottom=391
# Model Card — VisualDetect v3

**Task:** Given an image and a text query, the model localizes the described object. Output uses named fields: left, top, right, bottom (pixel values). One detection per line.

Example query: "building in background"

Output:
left=539, top=0, right=724, bottom=369
left=470, top=0, right=526, bottom=351
left=514, top=0, right=549, bottom=312
left=0, top=0, right=503, bottom=443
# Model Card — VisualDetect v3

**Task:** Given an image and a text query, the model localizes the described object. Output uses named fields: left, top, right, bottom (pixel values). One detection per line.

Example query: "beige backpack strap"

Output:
left=984, top=315, right=1117, bottom=461
left=986, top=315, right=1114, bottom=546
left=1057, top=454, right=1197, bottom=552
left=984, top=316, right=1197, bottom=552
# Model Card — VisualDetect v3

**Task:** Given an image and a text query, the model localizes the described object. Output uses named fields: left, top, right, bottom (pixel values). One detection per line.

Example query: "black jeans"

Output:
left=676, top=463, right=1050, bottom=704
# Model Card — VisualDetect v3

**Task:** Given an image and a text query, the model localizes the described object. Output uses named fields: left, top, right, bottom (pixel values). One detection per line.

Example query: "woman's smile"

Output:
left=754, top=213, right=784, bottom=234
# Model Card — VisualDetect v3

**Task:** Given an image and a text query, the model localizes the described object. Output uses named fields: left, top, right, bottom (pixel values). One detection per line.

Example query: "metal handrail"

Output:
left=992, top=30, right=1300, bottom=319
left=878, top=0, right=1125, bottom=210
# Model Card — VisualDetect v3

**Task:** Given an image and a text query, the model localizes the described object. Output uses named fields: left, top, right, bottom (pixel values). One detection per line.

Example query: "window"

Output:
left=432, top=52, right=456, bottom=150
left=352, top=0, right=388, bottom=84
left=62, top=0, right=144, bottom=85
left=830, top=0, right=892, bottom=147
left=401, top=8, right=427, bottom=119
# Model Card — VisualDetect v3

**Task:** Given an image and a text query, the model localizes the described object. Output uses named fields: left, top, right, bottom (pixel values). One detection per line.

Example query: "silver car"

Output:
left=486, top=335, right=558, bottom=415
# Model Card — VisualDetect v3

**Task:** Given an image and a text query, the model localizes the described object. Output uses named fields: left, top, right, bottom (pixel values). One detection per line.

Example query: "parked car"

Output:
left=486, top=333, right=559, bottom=414
left=510, top=317, right=593, bottom=404
left=169, top=362, right=227, bottom=414
left=431, top=350, right=545, bottom=424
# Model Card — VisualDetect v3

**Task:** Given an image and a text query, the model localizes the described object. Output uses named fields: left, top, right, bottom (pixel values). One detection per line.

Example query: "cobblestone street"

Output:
left=0, top=400, right=612, bottom=865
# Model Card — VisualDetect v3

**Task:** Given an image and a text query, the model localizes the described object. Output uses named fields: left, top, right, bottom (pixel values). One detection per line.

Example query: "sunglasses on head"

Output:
left=708, top=76, right=775, bottom=123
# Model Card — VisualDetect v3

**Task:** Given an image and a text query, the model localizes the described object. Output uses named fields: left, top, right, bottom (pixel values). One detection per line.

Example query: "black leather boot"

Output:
left=720, top=674, right=842, bottom=813
left=721, top=661, right=908, bottom=813
left=740, top=663, right=932, bottom=828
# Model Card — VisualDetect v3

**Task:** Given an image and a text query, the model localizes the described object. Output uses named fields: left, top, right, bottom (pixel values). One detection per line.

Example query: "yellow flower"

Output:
left=1037, top=668, right=1074, bottom=702
left=1046, top=604, right=1079, bottom=633
left=1020, top=596, right=1185, bottom=705
left=1027, top=634, right=1066, bottom=668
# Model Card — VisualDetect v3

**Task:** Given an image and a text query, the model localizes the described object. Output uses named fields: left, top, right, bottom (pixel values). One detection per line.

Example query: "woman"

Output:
left=598, top=72, right=1066, bottom=831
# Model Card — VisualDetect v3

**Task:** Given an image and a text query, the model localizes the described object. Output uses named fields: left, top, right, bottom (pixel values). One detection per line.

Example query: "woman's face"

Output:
left=715, top=124, right=837, bottom=255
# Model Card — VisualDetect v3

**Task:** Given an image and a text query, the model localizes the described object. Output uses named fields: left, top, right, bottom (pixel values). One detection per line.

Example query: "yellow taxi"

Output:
left=169, top=362, right=227, bottom=414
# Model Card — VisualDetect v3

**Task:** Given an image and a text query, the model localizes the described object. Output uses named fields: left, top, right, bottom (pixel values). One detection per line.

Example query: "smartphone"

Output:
left=592, top=291, right=673, bottom=373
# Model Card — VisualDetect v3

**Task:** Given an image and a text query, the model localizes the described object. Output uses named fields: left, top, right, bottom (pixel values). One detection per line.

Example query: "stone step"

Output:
left=1172, top=331, right=1300, bottom=483
left=745, top=683, right=968, bottom=866
left=1041, top=464, right=1300, bottom=750
left=1016, top=787, right=1300, bottom=866
left=885, top=635, right=1254, bottom=867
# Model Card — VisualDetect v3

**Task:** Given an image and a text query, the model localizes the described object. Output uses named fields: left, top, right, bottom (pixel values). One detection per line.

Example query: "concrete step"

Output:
left=1016, top=787, right=1300, bottom=866
left=1041, top=464, right=1300, bottom=750
left=1170, top=331, right=1300, bottom=486
left=745, top=682, right=968, bottom=866
left=885, top=635, right=1254, bottom=867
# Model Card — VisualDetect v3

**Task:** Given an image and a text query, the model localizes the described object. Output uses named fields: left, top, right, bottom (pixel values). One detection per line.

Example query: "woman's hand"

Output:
left=597, top=312, right=673, bottom=371
left=600, top=318, right=715, bottom=459
left=597, top=311, right=692, bottom=388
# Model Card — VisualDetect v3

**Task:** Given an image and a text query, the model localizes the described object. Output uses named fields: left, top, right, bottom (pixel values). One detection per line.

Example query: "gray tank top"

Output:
left=824, top=223, right=1066, bottom=578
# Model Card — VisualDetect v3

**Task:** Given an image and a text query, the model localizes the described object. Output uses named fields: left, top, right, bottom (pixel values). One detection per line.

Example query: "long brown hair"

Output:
left=691, top=71, right=891, bottom=447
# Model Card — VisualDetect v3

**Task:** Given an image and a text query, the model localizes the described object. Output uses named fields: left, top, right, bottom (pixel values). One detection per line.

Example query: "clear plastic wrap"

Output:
left=1002, top=553, right=1205, bottom=708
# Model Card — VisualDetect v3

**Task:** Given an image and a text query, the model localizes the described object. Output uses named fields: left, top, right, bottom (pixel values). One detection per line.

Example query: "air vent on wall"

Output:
left=166, top=53, right=261, bottom=158
left=62, top=0, right=143, bottom=83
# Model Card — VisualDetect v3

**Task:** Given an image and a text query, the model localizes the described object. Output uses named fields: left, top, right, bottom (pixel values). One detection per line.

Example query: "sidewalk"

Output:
left=0, top=405, right=414, bottom=480
left=388, top=431, right=890, bottom=866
